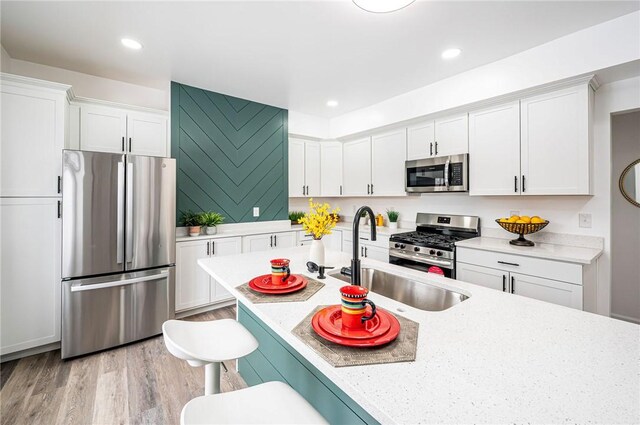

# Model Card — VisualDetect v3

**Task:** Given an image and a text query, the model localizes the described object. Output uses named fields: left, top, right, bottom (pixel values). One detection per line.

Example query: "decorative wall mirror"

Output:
left=619, top=158, right=640, bottom=208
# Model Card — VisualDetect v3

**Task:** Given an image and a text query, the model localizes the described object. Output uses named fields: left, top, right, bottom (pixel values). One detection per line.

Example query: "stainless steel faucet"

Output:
left=351, top=206, right=377, bottom=285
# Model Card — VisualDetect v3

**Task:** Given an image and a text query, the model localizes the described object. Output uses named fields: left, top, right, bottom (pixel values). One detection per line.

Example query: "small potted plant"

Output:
left=289, top=211, right=305, bottom=225
left=386, top=209, right=400, bottom=229
left=200, top=211, right=225, bottom=235
left=180, top=210, right=202, bottom=236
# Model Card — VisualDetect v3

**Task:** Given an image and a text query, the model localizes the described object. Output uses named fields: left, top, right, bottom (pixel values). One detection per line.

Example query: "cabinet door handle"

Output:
left=435, top=141, right=438, bottom=155
left=370, top=184, right=374, bottom=195
left=57, top=200, right=62, bottom=218
left=502, top=275, right=506, bottom=292
left=340, top=185, right=342, bottom=195
left=274, top=234, right=277, bottom=247
left=57, top=176, right=62, bottom=194
left=430, top=142, right=433, bottom=156
left=270, top=235, right=273, bottom=248
left=498, top=260, right=520, bottom=267
left=302, top=185, right=305, bottom=196
left=367, top=184, right=370, bottom=194
left=306, top=185, right=309, bottom=195
left=121, top=137, right=125, bottom=152
left=514, top=176, right=518, bottom=193
left=129, top=137, right=132, bottom=153
left=511, top=276, right=515, bottom=293
left=211, top=241, right=215, bottom=255
left=365, top=247, right=368, bottom=257
left=522, top=175, right=526, bottom=192
left=206, top=241, right=210, bottom=256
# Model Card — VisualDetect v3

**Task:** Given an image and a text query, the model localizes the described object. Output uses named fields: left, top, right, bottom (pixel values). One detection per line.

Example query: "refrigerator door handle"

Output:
left=125, top=162, right=134, bottom=263
left=69, top=270, right=170, bottom=292
left=117, top=161, right=125, bottom=264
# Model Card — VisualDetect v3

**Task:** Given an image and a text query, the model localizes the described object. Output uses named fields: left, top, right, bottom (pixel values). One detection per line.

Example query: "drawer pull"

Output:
left=498, top=261, right=519, bottom=267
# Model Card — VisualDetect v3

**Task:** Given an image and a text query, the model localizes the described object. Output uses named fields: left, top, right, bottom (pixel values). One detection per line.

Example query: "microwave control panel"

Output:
left=450, top=162, right=464, bottom=186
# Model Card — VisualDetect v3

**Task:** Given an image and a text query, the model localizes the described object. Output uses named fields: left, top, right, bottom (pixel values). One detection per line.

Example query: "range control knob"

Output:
left=429, top=249, right=436, bottom=255
left=436, top=251, right=443, bottom=257
left=394, top=243, right=401, bottom=248
left=400, top=244, right=406, bottom=249
left=414, top=247, right=420, bottom=252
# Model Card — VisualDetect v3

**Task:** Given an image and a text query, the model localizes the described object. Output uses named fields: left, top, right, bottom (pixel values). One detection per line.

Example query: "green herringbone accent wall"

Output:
left=171, top=82, right=288, bottom=223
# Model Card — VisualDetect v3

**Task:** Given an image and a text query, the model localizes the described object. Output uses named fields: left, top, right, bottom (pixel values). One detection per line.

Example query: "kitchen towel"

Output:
left=292, top=305, right=419, bottom=367
left=237, top=276, right=325, bottom=303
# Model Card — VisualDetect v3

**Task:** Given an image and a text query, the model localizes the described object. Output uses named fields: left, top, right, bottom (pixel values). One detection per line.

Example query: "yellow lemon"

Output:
left=515, top=219, right=527, bottom=224
left=531, top=217, right=545, bottom=224
left=499, top=217, right=509, bottom=223
left=507, top=216, right=519, bottom=223
left=520, top=216, right=531, bottom=223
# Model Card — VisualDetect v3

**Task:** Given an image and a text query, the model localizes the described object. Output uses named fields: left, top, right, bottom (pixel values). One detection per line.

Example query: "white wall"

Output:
left=0, top=45, right=10, bottom=73
left=289, top=111, right=330, bottom=139
left=329, top=11, right=640, bottom=139
left=610, top=111, right=640, bottom=323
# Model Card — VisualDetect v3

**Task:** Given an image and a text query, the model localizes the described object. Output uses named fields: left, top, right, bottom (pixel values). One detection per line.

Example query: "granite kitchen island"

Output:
left=198, top=247, right=639, bottom=425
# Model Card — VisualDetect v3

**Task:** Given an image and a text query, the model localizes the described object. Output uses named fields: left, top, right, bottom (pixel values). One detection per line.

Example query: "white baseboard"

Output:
left=1, top=341, right=60, bottom=363
left=175, top=299, right=236, bottom=319
left=611, top=313, right=640, bottom=324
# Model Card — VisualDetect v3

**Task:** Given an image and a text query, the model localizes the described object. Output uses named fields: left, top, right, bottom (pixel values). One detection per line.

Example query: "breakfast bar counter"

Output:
left=198, top=247, right=639, bottom=424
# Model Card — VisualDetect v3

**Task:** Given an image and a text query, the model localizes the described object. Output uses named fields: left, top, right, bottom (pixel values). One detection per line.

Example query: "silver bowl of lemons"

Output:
left=496, top=215, right=549, bottom=246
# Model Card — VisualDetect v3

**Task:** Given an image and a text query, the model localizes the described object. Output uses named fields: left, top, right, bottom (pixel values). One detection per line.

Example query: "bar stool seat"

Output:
left=163, top=319, right=259, bottom=395
left=181, top=381, right=329, bottom=425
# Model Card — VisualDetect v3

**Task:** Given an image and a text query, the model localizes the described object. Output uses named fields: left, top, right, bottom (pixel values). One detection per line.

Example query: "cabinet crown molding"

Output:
left=0, top=72, right=72, bottom=96
left=70, top=95, right=169, bottom=116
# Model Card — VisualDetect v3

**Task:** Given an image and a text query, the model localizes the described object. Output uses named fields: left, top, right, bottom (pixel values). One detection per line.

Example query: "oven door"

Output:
left=405, top=154, right=468, bottom=193
left=389, top=251, right=455, bottom=279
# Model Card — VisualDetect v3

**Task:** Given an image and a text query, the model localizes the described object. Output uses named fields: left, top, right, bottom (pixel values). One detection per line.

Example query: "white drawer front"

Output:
left=457, top=247, right=582, bottom=285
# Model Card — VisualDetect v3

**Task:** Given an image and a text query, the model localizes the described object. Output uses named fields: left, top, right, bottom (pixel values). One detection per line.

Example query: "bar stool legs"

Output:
left=204, top=362, right=220, bottom=395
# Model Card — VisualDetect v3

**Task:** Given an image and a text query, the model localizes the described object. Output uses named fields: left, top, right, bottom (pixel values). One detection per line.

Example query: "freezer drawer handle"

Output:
left=70, top=271, right=170, bottom=292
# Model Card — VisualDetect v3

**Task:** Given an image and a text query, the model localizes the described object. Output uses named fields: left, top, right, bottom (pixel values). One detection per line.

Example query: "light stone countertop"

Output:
left=198, top=247, right=639, bottom=425
left=456, top=236, right=603, bottom=265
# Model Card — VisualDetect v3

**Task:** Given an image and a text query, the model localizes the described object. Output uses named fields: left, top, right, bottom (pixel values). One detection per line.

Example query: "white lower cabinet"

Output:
left=298, top=230, right=342, bottom=252
left=176, top=237, right=241, bottom=312
left=242, top=231, right=296, bottom=253
left=457, top=248, right=585, bottom=310
left=343, top=232, right=389, bottom=263
left=1, top=198, right=62, bottom=355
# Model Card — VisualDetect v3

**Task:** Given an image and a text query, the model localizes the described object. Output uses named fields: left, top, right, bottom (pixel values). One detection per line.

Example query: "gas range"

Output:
left=389, top=213, right=480, bottom=278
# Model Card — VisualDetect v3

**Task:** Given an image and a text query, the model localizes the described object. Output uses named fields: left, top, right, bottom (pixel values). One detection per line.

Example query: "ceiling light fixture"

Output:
left=121, top=38, right=142, bottom=50
left=441, top=48, right=462, bottom=59
left=353, top=0, right=415, bottom=13
left=327, top=100, right=339, bottom=107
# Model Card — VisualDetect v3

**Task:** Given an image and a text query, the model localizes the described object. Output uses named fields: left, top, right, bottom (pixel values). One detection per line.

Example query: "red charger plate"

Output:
left=248, top=274, right=307, bottom=294
left=315, top=305, right=391, bottom=340
left=311, top=306, right=400, bottom=347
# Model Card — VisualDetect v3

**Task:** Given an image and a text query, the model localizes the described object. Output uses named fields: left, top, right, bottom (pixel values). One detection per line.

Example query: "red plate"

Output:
left=316, top=305, right=391, bottom=340
left=251, top=274, right=305, bottom=290
left=311, top=306, right=400, bottom=347
left=248, top=274, right=307, bottom=294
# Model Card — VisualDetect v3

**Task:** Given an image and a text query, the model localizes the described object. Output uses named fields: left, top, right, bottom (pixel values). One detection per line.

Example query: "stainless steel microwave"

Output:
left=405, top=154, right=469, bottom=193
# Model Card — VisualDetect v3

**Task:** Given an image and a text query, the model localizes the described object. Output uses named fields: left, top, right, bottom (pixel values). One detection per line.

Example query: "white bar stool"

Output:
left=162, top=319, right=259, bottom=395
left=181, top=381, right=329, bottom=425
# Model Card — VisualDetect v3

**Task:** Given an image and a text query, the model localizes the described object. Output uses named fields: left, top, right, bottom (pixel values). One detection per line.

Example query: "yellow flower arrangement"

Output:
left=298, top=198, right=340, bottom=240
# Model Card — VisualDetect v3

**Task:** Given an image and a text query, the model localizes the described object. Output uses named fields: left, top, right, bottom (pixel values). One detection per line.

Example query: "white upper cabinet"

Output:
left=1, top=76, right=69, bottom=197
left=288, top=138, right=320, bottom=197
left=127, top=112, right=169, bottom=157
left=469, top=101, right=521, bottom=196
left=342, top=137, right=372, bottom=196
left=407, top=121, right=435, bottom=160
left=434, top=113, right=469, bottom=157
left=304, top=142, right=321, bottom=197
left=371, top=129, right=407, bottom=196
left=320, top=142, right=343, bottom=196
left=520, top=85, right=591, bottom=195
left=80, top=105, right=127, bottom=154
left=78, top=103, right=169, bottom=157
left=288, top=138, right=306, bottom=196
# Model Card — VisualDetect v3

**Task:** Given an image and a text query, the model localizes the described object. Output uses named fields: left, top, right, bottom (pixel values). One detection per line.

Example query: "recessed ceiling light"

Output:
left=327, top=100, right=339, bottom=107
left=121, top=38, right=142, bottom=50
left=353, top=0, right=415, bottom=13
left=442, top=48, right=462, bottom=59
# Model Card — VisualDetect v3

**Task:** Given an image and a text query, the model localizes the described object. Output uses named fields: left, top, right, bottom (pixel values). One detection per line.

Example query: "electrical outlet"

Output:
left=253, top=207, right=260, bottom=217
left=579, top=213, right=592, bottom=228
left=510, top=210, right=520, bottom=217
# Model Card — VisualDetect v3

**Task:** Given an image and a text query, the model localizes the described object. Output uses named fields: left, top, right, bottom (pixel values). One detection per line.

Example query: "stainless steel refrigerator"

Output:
left=61, top=150, right=176, bottom=359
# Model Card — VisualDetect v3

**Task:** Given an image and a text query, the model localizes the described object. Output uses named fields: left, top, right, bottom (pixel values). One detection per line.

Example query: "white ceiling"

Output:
left=1, top=1, right=638, bottom=117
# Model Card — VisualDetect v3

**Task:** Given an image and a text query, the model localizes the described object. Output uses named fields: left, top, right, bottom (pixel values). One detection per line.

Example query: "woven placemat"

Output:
left=236, top=275, right=325, bottom=303
left=292, top=305, right=419, bottom=367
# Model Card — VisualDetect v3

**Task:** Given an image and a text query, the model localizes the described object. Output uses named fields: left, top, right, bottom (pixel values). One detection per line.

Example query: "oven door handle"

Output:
left=390, top=251, right=453, bottom=268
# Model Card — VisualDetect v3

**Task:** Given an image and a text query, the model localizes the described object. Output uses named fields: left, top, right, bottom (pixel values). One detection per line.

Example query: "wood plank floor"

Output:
left=0, top=306, right=247, bottom=425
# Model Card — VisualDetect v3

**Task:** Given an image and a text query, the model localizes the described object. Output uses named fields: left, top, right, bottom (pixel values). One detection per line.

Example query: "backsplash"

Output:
left=171, top=81, right=289, bottom=224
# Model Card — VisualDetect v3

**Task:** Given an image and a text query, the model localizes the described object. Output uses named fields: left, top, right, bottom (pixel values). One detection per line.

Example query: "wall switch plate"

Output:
left=253, top=207, right=260, bottom=217
left=579, top=213, right=592, bottom=228
left=510, top=210, right=520, bottom=217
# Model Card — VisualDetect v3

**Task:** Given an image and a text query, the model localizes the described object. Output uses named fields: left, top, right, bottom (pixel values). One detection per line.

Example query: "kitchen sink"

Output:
left=328, top=268, right=468, bottom=311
